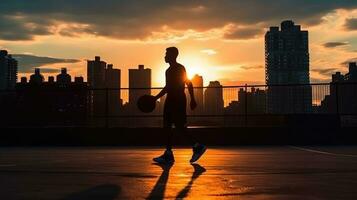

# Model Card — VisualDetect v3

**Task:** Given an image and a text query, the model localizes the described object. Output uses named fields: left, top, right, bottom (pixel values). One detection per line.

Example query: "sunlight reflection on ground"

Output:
left=1, top=147, right=357, bottom=199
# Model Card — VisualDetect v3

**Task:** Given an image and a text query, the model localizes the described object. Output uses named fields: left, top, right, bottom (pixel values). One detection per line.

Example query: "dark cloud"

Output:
left=224, top=26, right=264, bottom=39
left=311, top=67, right=339, bottom=76
left=344, top=18, right=357, bottom=30
left=12, top=54, right=80, bottom=73
left=0, top=15, right=53, bottom=40
left=36, top=68, right=61, bottom=73
left=58, top=25, right=95, bottom=37
left=323, top=42, right=349, bottom=48
left=0, top=1, right=356, bottom=41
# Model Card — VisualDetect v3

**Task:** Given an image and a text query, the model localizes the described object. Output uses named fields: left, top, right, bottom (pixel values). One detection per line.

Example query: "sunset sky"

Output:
left=0, top=1, right=356, bottom=87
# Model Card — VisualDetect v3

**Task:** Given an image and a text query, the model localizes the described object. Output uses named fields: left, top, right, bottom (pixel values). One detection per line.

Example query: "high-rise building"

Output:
left=238, top=87, right=266, bottom=114
left=87, top=56, right=106, bottom=88
left=189, top=74, right=204, bottom=115
left=48, top=76, right=55, bottom=84
left=87, top=56, right=123, bottom=123
left=265, top=20, right=312, bottom=113
left=29, top=68, right=44, bottom=85
left=345, top=62, right=357, bottom=82
left=20, top=77, right=27, bottom=84
left=56, top=68, right=71, bottom=86
left=129, top=65, right=151, bottom=105
left=0, top=50, right=18, bottom=90
left=321, top=62, right=357, bottom=114
left=204, top=81, right=224, bottom=115
left=251, top=88, right=266, bottom=114
left=87, top=56, right=107, bottom=117
left=106, top=64, right=121, bottom=111
left=106, top=64, right=121, bottom=88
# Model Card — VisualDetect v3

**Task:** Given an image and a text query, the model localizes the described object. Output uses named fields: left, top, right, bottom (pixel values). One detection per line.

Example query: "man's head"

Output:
left=165, top=47, right=179, bottom=63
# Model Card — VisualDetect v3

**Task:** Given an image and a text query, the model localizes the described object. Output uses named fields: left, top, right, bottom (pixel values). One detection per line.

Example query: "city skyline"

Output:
left=0, top=1, right=356, bottom=87
left=1, top=39, right=357, bottom=128
left=1, top=16, right=357, bottom=123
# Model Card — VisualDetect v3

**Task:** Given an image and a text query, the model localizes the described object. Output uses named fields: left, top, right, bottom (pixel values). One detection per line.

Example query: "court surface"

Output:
left=1, top=146, right=357, bottom=199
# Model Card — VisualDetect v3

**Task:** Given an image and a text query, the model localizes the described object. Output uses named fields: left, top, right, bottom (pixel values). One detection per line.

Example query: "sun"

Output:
left=179, top=55, right=209, bottom=80
left=153, top=53, right=218, bottom=86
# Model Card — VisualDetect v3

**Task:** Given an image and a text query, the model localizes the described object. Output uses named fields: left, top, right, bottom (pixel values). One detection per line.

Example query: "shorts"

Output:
left=163, top=94, right=187, bottom=128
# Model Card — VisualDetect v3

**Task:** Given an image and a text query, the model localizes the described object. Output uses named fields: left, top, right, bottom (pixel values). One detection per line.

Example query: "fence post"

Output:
left=105, top=88, right=109, bottom=128
left=245, top=84, right=248, bottom=127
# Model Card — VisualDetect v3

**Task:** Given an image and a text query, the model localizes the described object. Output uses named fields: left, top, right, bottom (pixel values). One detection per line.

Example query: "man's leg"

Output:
left=164, top=126, right=173, bottom=151
left=175, top=124, right=197, bottom=145
left=175, top=123, right=207, bottom=163
left=163, top=111, right=174, bottom=150
left=174, top=111, right=197, bottom=145
left=153, top=114, right=175, bottom=164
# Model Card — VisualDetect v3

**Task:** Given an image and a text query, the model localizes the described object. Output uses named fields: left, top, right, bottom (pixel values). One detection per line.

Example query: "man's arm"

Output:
left=154, top=86, right=167, bottom=100
left=186, top=80, right=197, bottom=110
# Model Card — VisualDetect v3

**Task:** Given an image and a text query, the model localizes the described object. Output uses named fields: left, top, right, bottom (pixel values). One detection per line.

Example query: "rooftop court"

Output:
left=1, top=146, right=357, bottom=199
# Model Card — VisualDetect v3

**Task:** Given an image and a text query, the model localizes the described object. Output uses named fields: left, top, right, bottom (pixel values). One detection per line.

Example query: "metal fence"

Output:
left=1, top=82, right=357, bottom=128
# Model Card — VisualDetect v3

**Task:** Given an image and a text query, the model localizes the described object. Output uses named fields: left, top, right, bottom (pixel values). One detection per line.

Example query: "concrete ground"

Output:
left=1, top=146, right=357, bottom=200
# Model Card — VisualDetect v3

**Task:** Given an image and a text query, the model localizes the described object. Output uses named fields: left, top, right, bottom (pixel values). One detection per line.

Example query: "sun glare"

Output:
left=180, top=56, right=209, bottom=80
left=154, top=51, right=218, bottom=86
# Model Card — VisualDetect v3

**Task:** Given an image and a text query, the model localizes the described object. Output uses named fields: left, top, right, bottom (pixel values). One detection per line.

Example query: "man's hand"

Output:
left=154, top=87, right=167, bottom=100
left=154, top=94, right=160, bottom=100
left=190, top=99, right=197, bottom=110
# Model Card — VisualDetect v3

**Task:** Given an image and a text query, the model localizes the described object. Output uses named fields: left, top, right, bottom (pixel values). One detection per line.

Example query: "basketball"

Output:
left=137, top=95, right=156, bottom=113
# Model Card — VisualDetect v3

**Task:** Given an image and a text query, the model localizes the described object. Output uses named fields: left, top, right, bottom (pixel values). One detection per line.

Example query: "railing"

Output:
left=1, top=82, right=357, bottom=128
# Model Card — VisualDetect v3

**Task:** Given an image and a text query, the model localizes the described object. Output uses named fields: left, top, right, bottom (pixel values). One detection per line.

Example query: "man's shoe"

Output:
left=153, top=150, right=175, bottom=164
left=190, top=144, right=207, bottom=163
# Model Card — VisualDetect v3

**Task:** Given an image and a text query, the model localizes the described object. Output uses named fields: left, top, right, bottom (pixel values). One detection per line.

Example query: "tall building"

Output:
left=265, top=20, right=312, bottom=113
left=87, top=56, right=106, bottom=88
left=48, top=76, right=55, bottom=84
left=189, top=74, right=204, bottom=115
left=56, top=68, right=71, bottom=86
left=29, top=68, right=44, bottom=85
left=87, top=56, right=107, bottom=117
left=0, top=50, right=18, bottom=90
left=321, top=62, right=357, bottom=114
left=106, top=64, right=121, bottom=89
left=20, top=77, right=27, bottom=84
left=345, top=62, right=357, bottom=82
left=251, top=88, right=266, bottom=114
left=129, top=65, right=151, bottom=105
left=106, top=64, right=122, bottom=111
left=204, top=81, right=224, bottom=115
left=87, top=56, right=123, bottom=121
left=238, top=87, right=266, bottom=114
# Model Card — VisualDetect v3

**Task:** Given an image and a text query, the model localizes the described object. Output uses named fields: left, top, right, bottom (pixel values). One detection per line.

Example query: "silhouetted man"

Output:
left=153, top=47, right=207, bottom=164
